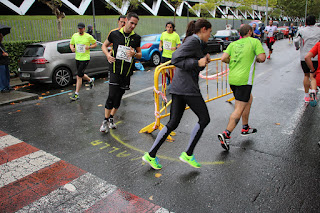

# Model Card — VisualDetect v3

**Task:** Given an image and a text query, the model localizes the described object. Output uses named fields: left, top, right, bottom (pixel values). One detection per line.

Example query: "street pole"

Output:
left=265, top=0, right=268, bottom=26
left=92, top=0, right=97, bottom=39
left=304, top=0, right=308, bottom=25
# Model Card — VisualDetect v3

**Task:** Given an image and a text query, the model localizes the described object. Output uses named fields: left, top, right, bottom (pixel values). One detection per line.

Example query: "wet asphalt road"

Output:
left=1, top=39, right=320, bottom=212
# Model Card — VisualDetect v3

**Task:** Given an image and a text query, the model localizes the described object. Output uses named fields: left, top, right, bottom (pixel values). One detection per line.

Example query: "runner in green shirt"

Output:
left=217, top=24, right=266, bottom=151
left=69, top=22, right=97, bottom=100
left=159, top=21, right=181, bottom=87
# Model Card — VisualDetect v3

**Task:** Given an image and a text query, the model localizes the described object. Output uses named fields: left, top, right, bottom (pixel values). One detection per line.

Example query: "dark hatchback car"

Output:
left=18, top=39, right=109, bottom=87
left=180, top=33, right=225, bottom=53
left=214, top=30, right=240, bottom=47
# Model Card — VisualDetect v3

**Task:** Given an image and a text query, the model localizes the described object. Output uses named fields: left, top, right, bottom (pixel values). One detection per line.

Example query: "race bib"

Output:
left=268, top=30, right=273, bottom=37
left=163, top=40, right=172, bottom=51
left=76, top=44, right=86, bottom=53
left=289, top=30, right=292, bottom=33
left=116, top=45, right=132, bottom=63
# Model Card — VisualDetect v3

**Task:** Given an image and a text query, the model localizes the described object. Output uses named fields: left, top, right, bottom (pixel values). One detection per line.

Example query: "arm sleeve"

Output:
left=107, top=31, right=114, bottom=44
left=224, top=43, right=233, bottom=56
left=171, top=39, right=199, bottom=71
left=310, top=42, right=320, bottom=57
left=89, top=35, right=96, bottom=44
left=70, top=34, right=75, bottom=45
left=255, top=40, right=265, bottom=55
left=176, top=34, right=181, bottom=44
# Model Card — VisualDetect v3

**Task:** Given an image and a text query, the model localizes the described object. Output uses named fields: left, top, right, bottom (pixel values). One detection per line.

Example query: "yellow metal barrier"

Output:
left=139, top=58, right=233, bottom=141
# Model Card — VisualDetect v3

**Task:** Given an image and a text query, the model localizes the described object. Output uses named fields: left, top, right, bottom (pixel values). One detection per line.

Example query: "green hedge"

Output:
left=3, top=40, right=41, bottom=75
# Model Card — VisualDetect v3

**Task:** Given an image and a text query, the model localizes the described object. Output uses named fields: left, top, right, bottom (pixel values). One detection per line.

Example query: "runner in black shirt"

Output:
left=100, top=12, right=142, bottom=132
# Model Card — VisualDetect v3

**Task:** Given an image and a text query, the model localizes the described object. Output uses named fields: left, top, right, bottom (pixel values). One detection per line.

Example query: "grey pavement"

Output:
left=0, top=77, right=38, bottom=106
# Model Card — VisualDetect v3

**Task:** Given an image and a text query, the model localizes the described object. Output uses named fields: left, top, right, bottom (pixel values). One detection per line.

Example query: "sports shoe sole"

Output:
left=142, top=156, right=162, bottom=170
left=179, top=157, right=200, bottom=168
left=218, top=134, right=229, bottom=151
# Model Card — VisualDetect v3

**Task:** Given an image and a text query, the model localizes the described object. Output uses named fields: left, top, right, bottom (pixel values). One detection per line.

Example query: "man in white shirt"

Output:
left=264, top=20, right=278, bottom=59
left=294, top=15, right=320, bottom=105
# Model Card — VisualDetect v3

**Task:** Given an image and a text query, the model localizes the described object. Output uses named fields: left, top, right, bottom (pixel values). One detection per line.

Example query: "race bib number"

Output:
left=116, top=45, right=132, bottom=63
left=163, top=40, right=172, bottom=51
left=76, top=44, right=86, bottom=53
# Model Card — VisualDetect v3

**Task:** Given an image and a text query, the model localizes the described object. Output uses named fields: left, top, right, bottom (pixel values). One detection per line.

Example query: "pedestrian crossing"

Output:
left=0, top=131, right=171, bottom=213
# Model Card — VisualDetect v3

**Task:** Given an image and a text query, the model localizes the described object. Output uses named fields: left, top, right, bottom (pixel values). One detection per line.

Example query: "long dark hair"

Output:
left=183, top=19, right=211, bottom=42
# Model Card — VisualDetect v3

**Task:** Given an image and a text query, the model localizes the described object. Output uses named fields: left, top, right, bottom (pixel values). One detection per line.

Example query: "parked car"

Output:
left=213, top=30, right=240, bottom=47
left=278, top=26, right=289, bottom=38
left=139, top=34, right=161, bottom=66
left=18, top=39, right=108, bottom=87
left=180, top=33, right=225, bottom=53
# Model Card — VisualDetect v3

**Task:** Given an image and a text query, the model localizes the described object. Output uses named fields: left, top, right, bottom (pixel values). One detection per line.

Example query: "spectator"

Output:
left=0, top=33, right=10, bottom=93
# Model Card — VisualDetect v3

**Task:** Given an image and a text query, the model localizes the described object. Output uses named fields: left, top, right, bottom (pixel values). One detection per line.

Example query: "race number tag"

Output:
left=163, top=40, right=172, bottom=51
left=116, top=45, right=132, bottom=63
left=76, top=44, right=86, bottom=53
left=268, top=30, right=273, bottom=37
left=289, top=30, right=292, bottom=33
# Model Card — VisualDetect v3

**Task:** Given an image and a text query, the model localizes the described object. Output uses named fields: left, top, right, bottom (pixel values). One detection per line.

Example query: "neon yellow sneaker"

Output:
left=142, top=152, right=162, bottom=170
left=179, top=152, right=201, bottom=168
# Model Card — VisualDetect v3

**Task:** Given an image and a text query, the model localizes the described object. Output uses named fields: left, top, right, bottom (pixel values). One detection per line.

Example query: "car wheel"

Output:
left=151, top=52, right=161, bottom=66
left=219, top=44, right=224, bottom=52
left=53, top=67, right=72, bottom=87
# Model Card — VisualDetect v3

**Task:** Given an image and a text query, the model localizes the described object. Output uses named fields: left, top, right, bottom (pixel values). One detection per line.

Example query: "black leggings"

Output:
left=105, top=84, right=125, bottom=109
left=149, top=94, right=210, bottom=157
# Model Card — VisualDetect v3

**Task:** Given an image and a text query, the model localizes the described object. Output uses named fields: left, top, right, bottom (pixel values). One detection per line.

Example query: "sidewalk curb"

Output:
left=0, top=91, right=38, bottom=106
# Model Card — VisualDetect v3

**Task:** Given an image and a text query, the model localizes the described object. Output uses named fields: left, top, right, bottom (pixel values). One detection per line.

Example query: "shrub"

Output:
left=3, top=40, right=41, bottom=76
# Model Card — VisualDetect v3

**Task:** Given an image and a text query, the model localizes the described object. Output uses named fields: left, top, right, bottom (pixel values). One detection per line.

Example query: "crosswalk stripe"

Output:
left=0, top=135, right=22, bottom=149
left=0, top=160, right=86, bottom=212
left=0, top=142, right=39, bottom=165
left=0, top=150, right=60, bottom=188
left=17, top=173, right=117, bottom=212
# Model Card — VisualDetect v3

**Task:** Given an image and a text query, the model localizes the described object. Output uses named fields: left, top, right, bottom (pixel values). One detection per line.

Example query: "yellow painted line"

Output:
left=110, top=122, right=227, bottom=165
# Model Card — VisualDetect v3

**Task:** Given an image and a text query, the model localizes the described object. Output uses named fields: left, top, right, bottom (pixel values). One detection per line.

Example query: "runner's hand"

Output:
left=159, top=46, right=162, bottom=52
left=127, top=47, right=136, bottom=57
left=107, top=55, right=116, bottom=63
left=71, top=47, right=75, bottom=52
left=2, top=52, right=8, bottom=56
left=85, top=46, right=90, bottom=50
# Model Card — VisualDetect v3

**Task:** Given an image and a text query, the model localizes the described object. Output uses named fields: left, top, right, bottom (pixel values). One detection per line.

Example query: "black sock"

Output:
left=225, top=129, right=231, bottom=136
left=104, top=117, right=108, bottom=121
left=243, top=124, right=249, bottom=130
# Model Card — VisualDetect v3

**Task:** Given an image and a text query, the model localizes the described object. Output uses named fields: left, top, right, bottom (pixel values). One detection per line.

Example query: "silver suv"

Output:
left=18, top=39, right=108, bottom=87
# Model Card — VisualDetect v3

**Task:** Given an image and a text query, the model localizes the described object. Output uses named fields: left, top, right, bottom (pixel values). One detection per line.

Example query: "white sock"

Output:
left=89, top=78, right=92, bottom=83
left=75, top=92, right=79, bottom=95
left=310, top=89, right=316, bottom=94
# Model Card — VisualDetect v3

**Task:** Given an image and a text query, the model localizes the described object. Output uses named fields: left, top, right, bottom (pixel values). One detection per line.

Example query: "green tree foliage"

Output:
left=167, top=0, right=183, bottom=24
left=277, top=0, right=320, bottom=17
left=107, top=0, right=141, bottom=13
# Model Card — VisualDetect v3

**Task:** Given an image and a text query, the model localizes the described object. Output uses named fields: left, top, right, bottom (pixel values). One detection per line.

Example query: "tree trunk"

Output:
left=57, top=18, right=62, bottom=39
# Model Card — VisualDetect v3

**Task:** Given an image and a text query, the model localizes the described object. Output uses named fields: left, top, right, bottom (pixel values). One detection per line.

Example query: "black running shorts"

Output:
left=76, top=60, right=90, bottom=77
left=230, top=85, right=252, bottom=102
left=161, top=56, right=171, bottom=64
left=266, top=37, right=274, bottom=51
left=109, top=71, right=131, bottom=90
left=301, top=61, right=318, bottom=73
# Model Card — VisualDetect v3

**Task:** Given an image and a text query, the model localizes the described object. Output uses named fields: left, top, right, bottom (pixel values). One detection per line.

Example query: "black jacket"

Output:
left=170, top=35, right=206, bottom=96
left=0, top=43, right=9, bottom=65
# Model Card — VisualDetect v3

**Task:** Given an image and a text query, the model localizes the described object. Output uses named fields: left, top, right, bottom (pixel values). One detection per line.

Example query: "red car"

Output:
left=278, top=26, right=289, bottom=38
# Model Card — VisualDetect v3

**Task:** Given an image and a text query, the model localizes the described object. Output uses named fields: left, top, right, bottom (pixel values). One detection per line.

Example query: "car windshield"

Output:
left=23, top=45, right=45, bottom=57
left=215, top=30, right=231, bottom=36
left=141, top=35, right=157, bottom=42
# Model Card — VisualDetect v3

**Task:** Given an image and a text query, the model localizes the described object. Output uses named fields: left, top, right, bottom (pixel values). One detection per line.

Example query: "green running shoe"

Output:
left=70, top=94, right=79, bottom=101
left=142, top=152, right=162, bottom=170
left=179, top=152, right=201, bottom=168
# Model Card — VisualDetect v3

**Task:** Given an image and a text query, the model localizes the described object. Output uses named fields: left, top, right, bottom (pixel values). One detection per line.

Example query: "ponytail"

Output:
left=183, top=19, right=211, bottom=42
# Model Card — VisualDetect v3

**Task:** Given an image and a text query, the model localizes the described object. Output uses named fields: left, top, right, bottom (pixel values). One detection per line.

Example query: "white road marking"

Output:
left=281, top=103, right=308, bottom=135
left=0, top=135, right=22, bottom=149
left=17, top=173, right=117, bottom=212
left=0, top=150, right=60, bottom=188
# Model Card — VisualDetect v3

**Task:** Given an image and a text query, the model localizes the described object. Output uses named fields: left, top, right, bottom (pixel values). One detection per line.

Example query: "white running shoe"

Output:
left=108, top=117, right=117, bottom=129
left=100, top=120, right=108, bottom=132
